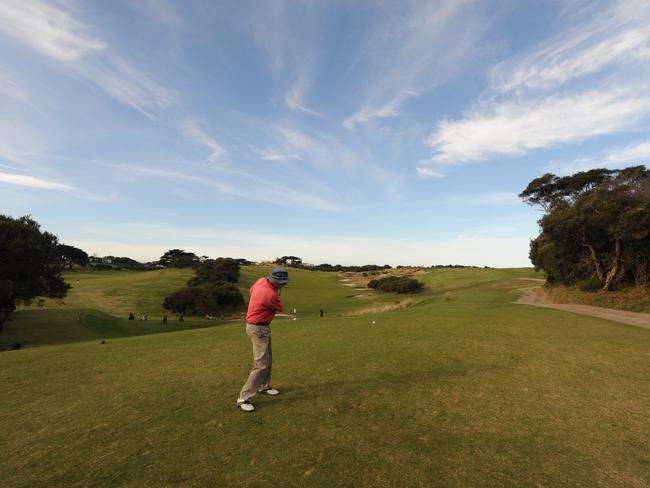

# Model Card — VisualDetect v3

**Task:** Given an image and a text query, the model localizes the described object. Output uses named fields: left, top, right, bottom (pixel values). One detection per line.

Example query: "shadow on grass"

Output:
left=252, top=359, right=514, bottom=410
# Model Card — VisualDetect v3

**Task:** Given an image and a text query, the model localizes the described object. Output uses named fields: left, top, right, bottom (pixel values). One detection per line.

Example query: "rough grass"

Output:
left=546, top=284, right=650, bottom=313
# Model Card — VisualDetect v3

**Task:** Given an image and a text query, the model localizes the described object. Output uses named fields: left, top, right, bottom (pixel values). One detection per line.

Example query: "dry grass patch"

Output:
left=343, top=298, right=413, bottom=316
left=546, top=285, right=650, bottom=313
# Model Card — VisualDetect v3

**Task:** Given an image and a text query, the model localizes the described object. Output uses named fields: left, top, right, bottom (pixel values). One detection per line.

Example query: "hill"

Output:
left=4, top=266, right=541, bottom=348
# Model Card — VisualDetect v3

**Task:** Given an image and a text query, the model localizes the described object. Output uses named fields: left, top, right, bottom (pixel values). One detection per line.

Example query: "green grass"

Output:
left=27, top=268, right=196, bottom=318
left=0, top=309, right=219, bottom=348
left=1, top=267, right=648, bottom=487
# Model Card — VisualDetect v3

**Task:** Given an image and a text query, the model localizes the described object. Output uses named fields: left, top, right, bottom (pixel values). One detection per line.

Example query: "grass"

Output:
left=1, top=267, right=649, bottom=487
left=0, top=309, right=220, bottom=348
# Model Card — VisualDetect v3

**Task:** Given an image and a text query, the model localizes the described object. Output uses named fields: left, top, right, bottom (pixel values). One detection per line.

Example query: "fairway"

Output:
left=1, top=268, right=649, bottom=487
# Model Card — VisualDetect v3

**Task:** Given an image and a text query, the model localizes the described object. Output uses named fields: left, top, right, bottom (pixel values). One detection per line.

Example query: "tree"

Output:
left=275, top=256, right=303, bottom=267
left=188, top=257, right=240, bottom=286
left=521, top=166, right=650, bottom=290
left=158, top=249, right=199, bottom=268
left=0, top=215, right=70, bottom=327
left=58, top=244, right=89, bottom=268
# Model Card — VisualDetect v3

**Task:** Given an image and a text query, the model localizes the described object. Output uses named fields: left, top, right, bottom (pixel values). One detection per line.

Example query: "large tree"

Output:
left=0, top=215, right=70, bottom=327
left=58, top=244, right=89, bottom=268
left=158, top=249, right=200, bottom=268
left=520, top=166, right=650, bottom=290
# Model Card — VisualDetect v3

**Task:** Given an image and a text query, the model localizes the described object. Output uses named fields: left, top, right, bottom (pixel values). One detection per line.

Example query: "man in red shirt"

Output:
left=237, top=267, right=289, bottom=412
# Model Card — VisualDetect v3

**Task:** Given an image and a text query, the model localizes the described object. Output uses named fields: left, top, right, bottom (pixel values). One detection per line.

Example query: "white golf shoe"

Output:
left=237, top=399, right=255, bottom=412
left=259, top=388, right=280, bottom=396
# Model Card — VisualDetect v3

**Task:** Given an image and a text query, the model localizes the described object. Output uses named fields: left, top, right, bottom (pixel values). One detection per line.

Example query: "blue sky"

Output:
left=1, top=0, right=650, bottom=267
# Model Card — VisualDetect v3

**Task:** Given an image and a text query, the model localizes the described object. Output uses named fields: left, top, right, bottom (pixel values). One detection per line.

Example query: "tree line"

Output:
left=521, top=165, right=650, bottom=291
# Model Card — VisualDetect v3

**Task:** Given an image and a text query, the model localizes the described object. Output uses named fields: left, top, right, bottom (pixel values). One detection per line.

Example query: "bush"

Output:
left=163, top=283, right=244, bottom=315
left=367, top=276, right=423, bottom=294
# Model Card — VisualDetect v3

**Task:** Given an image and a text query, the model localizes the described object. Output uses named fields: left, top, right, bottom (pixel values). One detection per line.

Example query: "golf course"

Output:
left=1, top=265, right=648, bottom=487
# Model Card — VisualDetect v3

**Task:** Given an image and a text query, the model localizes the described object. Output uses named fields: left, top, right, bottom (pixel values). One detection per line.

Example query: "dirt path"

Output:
left=516, top=286, right=650, bottom=330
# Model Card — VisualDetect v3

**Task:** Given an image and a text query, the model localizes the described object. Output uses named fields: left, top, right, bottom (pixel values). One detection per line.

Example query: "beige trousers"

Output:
left=239, top=323, right=272, bottom=401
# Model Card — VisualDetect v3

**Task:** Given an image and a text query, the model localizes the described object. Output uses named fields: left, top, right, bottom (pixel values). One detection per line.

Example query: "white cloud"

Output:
left=182, top=120, right=226, bottom=163
left=422, top=0, right=650, bottom=173
left=416, top=166, right=444, bottom=178
left=427, top=88, right=650, bottom=163
left=0, top=171, right=75, bottom=190
left=70, top=223, right=533, bottom=267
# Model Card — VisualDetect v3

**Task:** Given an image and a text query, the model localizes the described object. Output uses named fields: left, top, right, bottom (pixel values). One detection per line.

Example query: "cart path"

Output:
left=516, top=286, right=650, bottom=330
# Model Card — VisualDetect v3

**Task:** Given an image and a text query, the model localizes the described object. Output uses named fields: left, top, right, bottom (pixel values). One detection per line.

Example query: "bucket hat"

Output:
left=268, top=267, right=289, bottom=285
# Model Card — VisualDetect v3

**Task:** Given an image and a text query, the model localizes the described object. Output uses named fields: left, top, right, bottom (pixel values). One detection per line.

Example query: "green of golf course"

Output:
left=1, top=266, right=648, bottom=487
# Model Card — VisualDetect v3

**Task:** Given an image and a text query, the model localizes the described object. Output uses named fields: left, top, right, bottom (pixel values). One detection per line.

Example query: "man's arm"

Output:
left=267, top=290, right=284, bottom=311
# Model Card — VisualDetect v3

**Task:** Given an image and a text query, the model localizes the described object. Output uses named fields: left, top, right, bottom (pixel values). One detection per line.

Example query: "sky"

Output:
left=1, top=0, right=650, bottom=267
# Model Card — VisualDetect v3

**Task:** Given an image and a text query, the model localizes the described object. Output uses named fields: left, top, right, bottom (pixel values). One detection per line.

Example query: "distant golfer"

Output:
left=237, top=267, right=289, bottom=412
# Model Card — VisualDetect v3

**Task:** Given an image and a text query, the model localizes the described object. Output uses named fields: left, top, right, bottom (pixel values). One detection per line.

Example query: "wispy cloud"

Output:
left=259, top=150, right=301, bottom=161
left=249, top=1, right=326, bottom=118
left=109, top=163, right=342, bottom=212
left=491, top=0, right=650, bottom=92
left=426, top=88, right=650, bottom=164
left=182, top=120, right=226, bottom=163
left=547, top=139, right=650, bottom=175
left=285, top=81, right=322, bottom=116
left=416, top=167, right=444, bottom=178
left=0, top=0, right=105, bottom=61
left=344, top=0, right=491, bottom=128
left=604, top=139, right=650, bottom=165
left=271, top=125, right=400, bottom=192
left=74, top=54, right=175, bottom=117
left=0, top=0, right=175, bottom=117
left=447, top=192, right=520, bottom=206
left=0, top=171, right=75, bottom=190
left=0, top=70, right=27, bottom=101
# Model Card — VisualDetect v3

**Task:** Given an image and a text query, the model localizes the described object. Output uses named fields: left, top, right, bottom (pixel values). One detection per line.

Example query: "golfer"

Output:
left=236, top=267, right=289, bottom=412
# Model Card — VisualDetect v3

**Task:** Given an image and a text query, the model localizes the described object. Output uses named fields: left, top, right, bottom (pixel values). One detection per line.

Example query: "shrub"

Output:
left=367, top=276, right=423, bottom=294
left=163, top=283, right=244, bottom=315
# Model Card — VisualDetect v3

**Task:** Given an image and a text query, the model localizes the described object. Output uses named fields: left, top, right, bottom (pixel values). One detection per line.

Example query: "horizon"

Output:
left=2, top=1, right=650, bottom=267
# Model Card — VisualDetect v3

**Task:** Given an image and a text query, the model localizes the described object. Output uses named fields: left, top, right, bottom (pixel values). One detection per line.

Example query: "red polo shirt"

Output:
left=246, top=277, right=284, bottom=324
